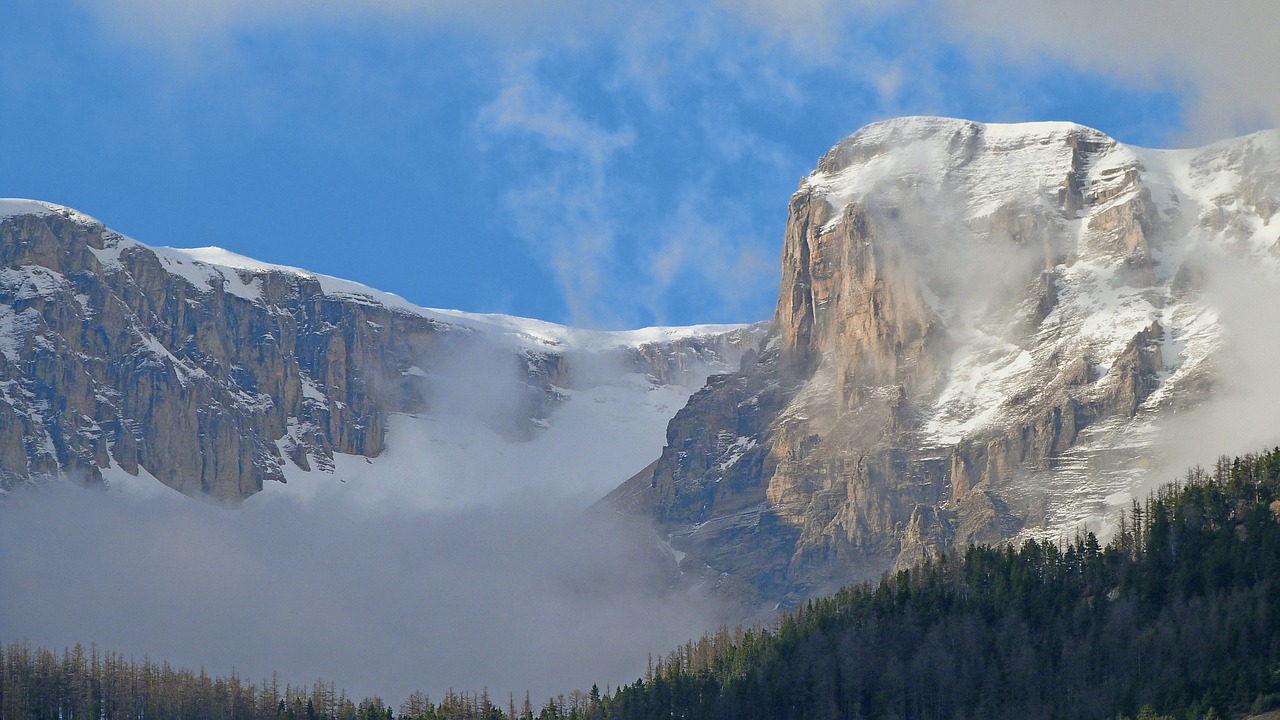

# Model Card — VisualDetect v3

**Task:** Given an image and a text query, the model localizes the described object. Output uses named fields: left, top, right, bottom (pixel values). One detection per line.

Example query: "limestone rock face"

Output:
left=0, top=201, right=764, bottom=503
left=610, top=118, right=1280, bottom=608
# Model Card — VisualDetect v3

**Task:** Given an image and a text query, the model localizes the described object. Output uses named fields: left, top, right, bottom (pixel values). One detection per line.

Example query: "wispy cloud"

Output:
left=716, top=0, right=907, bottom=59
left=74, top=0, right=605, bottom=50
left=642, top=193, right=777, bottom=326
left=477, top=59, right=636, bottom=327
left=933, top=0, right=1280, bottom=140
left=80, top=0, right=1276, bottom=140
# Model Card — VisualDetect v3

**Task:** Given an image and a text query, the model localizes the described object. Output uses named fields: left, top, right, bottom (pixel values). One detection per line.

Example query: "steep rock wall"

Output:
left=0, top=204, right=762, bottom=502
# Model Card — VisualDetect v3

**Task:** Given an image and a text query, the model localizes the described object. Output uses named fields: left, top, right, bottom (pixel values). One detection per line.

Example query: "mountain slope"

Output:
left=609, top=117, right=1280, bottom=607
left=0, top=199, right=764, bottom=504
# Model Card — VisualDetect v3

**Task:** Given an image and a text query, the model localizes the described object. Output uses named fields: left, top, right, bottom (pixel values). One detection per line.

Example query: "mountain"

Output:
left=607, top=117, right=1280, bottom=608
left=0, top=199, right=764, bottom=505
left=7, top=116, right=1278, bottom=611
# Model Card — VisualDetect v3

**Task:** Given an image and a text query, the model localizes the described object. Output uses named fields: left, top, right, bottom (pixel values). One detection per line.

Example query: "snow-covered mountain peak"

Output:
left=822, top=116, right=1105, bottom=160
left=807, top=118, right=1133, bottom=230
left=617, top=119, right=1280, bottom=608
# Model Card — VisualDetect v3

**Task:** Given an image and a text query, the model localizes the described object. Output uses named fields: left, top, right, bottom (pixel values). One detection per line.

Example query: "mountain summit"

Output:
left=606, top=117, right=1280, bottom=607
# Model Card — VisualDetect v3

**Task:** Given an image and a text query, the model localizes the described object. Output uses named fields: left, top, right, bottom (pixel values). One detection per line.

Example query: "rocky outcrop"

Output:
left=609, top=118, right=1280, bottom=609
left=0, top=202, right=763, bottom=502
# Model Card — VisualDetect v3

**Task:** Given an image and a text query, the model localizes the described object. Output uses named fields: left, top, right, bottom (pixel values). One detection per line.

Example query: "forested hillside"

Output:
left=5, top=450, right=1280, bottom=720
left=606, top=451, right=1280, bottom=720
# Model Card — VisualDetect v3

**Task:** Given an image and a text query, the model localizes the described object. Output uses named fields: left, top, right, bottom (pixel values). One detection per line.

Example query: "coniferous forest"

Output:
left=5, top=450, right=1280, bottom=720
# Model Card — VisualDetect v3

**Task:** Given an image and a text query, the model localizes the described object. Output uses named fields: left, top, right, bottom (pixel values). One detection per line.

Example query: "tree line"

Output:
left=0, top=641, right=397, bottom=720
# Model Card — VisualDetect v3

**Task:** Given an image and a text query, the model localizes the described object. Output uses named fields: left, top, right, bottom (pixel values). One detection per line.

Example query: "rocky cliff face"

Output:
left=609, top=117, right=1280, bottom=608
left=0, top=200, right=763, bottom=503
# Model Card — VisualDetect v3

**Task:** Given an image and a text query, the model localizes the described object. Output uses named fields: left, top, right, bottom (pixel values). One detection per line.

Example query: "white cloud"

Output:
left=76, top=0, right=604, bottom=48
left=935, top=0, right=1280, bottom=140
left=1153, top=254, right=1280, bottom=479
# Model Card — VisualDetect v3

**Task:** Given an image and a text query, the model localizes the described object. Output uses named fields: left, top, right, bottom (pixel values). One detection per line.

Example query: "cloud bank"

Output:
left=0, top=485, right=720, bottom=704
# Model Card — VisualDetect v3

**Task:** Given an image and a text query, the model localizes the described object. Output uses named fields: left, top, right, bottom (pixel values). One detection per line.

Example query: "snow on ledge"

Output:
left=1, top=198, right=758, bottom=352
left=0, top=198, right=103, bottom=226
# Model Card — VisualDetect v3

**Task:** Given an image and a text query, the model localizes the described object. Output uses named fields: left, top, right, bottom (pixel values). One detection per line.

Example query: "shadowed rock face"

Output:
left=608, top=117, right=1280, bottom=609
left=0, top=203, right=763, bottom=503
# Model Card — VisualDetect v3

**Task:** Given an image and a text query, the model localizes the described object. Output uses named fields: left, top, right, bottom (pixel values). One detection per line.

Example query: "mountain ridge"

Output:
left=0, top=199, right=765, bottom=504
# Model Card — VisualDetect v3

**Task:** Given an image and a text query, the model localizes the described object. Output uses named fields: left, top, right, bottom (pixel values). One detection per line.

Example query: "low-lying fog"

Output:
left=0, top=483, right=721, bottom=704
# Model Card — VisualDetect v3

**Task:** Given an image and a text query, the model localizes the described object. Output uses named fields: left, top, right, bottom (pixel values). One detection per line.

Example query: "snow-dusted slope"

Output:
left=0, top=200, right=765, bottom=505
left=614, top=117, right=1280, bottom=607
left=803, top=119, right=1279, bottom=537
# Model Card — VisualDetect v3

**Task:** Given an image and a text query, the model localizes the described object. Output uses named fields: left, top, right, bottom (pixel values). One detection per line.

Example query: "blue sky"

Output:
left=2, top=0, right=1275, bottom=328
